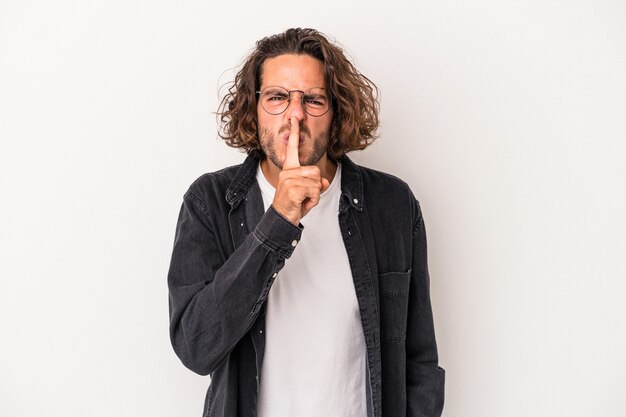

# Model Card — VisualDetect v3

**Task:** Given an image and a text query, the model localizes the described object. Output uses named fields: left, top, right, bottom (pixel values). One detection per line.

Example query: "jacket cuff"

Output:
left=253, top=205, right=303, bottom=259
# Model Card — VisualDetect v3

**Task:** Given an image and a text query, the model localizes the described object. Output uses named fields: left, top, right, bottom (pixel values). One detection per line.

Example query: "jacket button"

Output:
left=291, top=240, right=298, bottom=247
left=353, top=198, right=359, bottom=204
left=272, top=272, right=277, bottom=278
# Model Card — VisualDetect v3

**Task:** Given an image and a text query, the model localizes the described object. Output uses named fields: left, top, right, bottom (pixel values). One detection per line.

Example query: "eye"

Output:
left=304, top=95, right=327, bottom=106
left=267, top=94, right=288, bottom=101
left=262, top=88, right=289, bottom=102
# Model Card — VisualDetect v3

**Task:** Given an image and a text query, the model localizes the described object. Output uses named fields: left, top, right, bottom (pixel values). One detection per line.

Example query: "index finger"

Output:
left=283, top=116, right=300, bottom=169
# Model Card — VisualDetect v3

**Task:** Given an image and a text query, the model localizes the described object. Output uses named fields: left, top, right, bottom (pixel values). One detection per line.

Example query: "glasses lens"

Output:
left=259, top=87, right=331, bottom=116
left=302, top=88, right=330, bottom=116
left=260, top=87, right=290, bottom=115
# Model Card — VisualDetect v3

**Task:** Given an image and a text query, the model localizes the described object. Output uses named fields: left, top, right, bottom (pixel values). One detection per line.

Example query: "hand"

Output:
left=272, top=117, right=331, bottom=226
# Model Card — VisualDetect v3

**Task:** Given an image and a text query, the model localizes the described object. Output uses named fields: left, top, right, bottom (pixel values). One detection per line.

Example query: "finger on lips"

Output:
left=283, top=116, right=301, bottom=169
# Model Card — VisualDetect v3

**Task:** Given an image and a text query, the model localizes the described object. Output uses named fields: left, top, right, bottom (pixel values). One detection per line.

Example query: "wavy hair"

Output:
left=217, top=28, right=380, bottom=159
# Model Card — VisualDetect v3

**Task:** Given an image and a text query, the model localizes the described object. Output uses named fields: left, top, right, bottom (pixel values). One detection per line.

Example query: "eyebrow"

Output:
left=261, top=86, right=328, bottom=92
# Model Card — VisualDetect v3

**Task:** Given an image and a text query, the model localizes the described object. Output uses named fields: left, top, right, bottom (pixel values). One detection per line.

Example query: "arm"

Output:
left=406, top=201, right=445, bottom=416
left=167, top=190, right=301, bottom=375
left=168, top=119, right=326, bottom=376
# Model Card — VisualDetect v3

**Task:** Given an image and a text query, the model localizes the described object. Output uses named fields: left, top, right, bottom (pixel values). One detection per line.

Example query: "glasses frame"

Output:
left=255, top=86, right=332, bottom=117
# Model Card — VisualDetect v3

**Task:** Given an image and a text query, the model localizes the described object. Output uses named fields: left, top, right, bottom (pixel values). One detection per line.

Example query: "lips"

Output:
left=282, top=132, right=304, bottom=144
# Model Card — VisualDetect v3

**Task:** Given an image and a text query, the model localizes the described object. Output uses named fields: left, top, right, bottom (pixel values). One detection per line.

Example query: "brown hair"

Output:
left=217, top=28, right=380, bottom=159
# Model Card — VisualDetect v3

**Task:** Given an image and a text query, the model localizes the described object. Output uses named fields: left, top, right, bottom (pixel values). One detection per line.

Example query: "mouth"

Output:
left=282, top=132, right=305, bottom=145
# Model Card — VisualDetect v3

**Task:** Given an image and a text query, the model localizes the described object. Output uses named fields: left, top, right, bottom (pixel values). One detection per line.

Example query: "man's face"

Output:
left=257, top=54, right=333, bottom=169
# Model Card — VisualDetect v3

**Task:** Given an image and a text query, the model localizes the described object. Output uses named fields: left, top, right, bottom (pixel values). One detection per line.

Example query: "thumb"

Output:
left=321, top=177, right=330, bottom=193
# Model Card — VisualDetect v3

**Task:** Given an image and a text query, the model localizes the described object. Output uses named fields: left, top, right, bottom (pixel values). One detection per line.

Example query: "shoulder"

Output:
left=187, top=164, right=241, bottom=195
left=181, top=162, right=245, bottom=216
left=346, top=160, right=423, bottom=225
left=354, top=163, right=418, bottom=204
left=358, top=164, right=411, bottom=191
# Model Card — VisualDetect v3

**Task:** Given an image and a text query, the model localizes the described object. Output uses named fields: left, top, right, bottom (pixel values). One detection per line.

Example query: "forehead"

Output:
left=259, top=54, right=326, bottom=90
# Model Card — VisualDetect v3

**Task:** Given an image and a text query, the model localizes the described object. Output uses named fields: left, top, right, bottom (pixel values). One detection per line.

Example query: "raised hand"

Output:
left=272, top=117, right=331, bottom=226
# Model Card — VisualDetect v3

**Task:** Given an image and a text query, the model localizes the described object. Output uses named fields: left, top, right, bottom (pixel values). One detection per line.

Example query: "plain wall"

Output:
left=1, top=1, right=625, bottom=416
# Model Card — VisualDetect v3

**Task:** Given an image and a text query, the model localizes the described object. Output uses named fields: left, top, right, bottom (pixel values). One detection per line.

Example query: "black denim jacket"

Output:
left=168, top=153, right=445, bottom=417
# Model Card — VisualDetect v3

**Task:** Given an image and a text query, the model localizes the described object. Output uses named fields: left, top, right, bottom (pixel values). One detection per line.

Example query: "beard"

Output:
left=259, top=124, right=330, bottom=169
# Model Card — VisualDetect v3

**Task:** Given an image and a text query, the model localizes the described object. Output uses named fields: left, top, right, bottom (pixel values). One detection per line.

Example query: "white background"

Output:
left=1, top=1, right=625, bottom=416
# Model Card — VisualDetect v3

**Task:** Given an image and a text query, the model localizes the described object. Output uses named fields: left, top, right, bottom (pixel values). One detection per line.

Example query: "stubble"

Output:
left=259, top=125, right=330, bottom=168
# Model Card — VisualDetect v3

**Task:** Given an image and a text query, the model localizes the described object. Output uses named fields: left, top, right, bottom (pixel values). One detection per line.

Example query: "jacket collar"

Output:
left=225, top=152, right=364, bottom=212
left=224, top=152, right=260, bottom=207
left=337, top=154, right=364, bottom=211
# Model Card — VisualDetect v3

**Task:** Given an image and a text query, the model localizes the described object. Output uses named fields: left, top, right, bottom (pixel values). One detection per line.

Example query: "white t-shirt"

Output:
left=256, top=161, right=367, bottom=417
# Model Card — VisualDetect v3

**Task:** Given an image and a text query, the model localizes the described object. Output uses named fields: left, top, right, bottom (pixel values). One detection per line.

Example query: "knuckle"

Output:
left=309, top=166, right=321, bottom=176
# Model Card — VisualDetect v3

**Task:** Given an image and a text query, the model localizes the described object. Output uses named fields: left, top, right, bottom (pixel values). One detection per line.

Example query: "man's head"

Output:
left=218, top=28, right=379, bottom=164
left=256, top=53, right=332, bottom=169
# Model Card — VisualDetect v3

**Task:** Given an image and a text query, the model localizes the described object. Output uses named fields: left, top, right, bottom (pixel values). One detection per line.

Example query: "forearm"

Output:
left=168, top=196, right=301, bottom=375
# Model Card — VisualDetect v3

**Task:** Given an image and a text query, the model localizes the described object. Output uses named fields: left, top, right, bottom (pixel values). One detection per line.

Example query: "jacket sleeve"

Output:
left=406, top=200, right=445, bottom=416
left=167, top=189, right=302, bottom=376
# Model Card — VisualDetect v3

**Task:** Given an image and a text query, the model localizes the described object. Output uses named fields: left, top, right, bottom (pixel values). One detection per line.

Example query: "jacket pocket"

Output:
left=378, top=270, right=411, bottom=342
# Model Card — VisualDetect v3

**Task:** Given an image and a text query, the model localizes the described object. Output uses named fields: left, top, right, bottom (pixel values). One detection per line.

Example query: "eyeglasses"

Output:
left=256, top=86, right=332, bottom=117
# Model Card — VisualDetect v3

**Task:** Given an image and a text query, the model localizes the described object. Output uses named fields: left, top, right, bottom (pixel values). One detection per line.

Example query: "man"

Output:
left=168, top=28, right=445, bottom=417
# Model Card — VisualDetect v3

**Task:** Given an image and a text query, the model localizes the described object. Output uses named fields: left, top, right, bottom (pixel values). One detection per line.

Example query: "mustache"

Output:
left=278, top=122, right=311, bottom=137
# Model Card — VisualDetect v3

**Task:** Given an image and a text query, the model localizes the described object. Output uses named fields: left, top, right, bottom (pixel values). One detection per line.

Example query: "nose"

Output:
left=285, top=91, right=306, bottom=121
